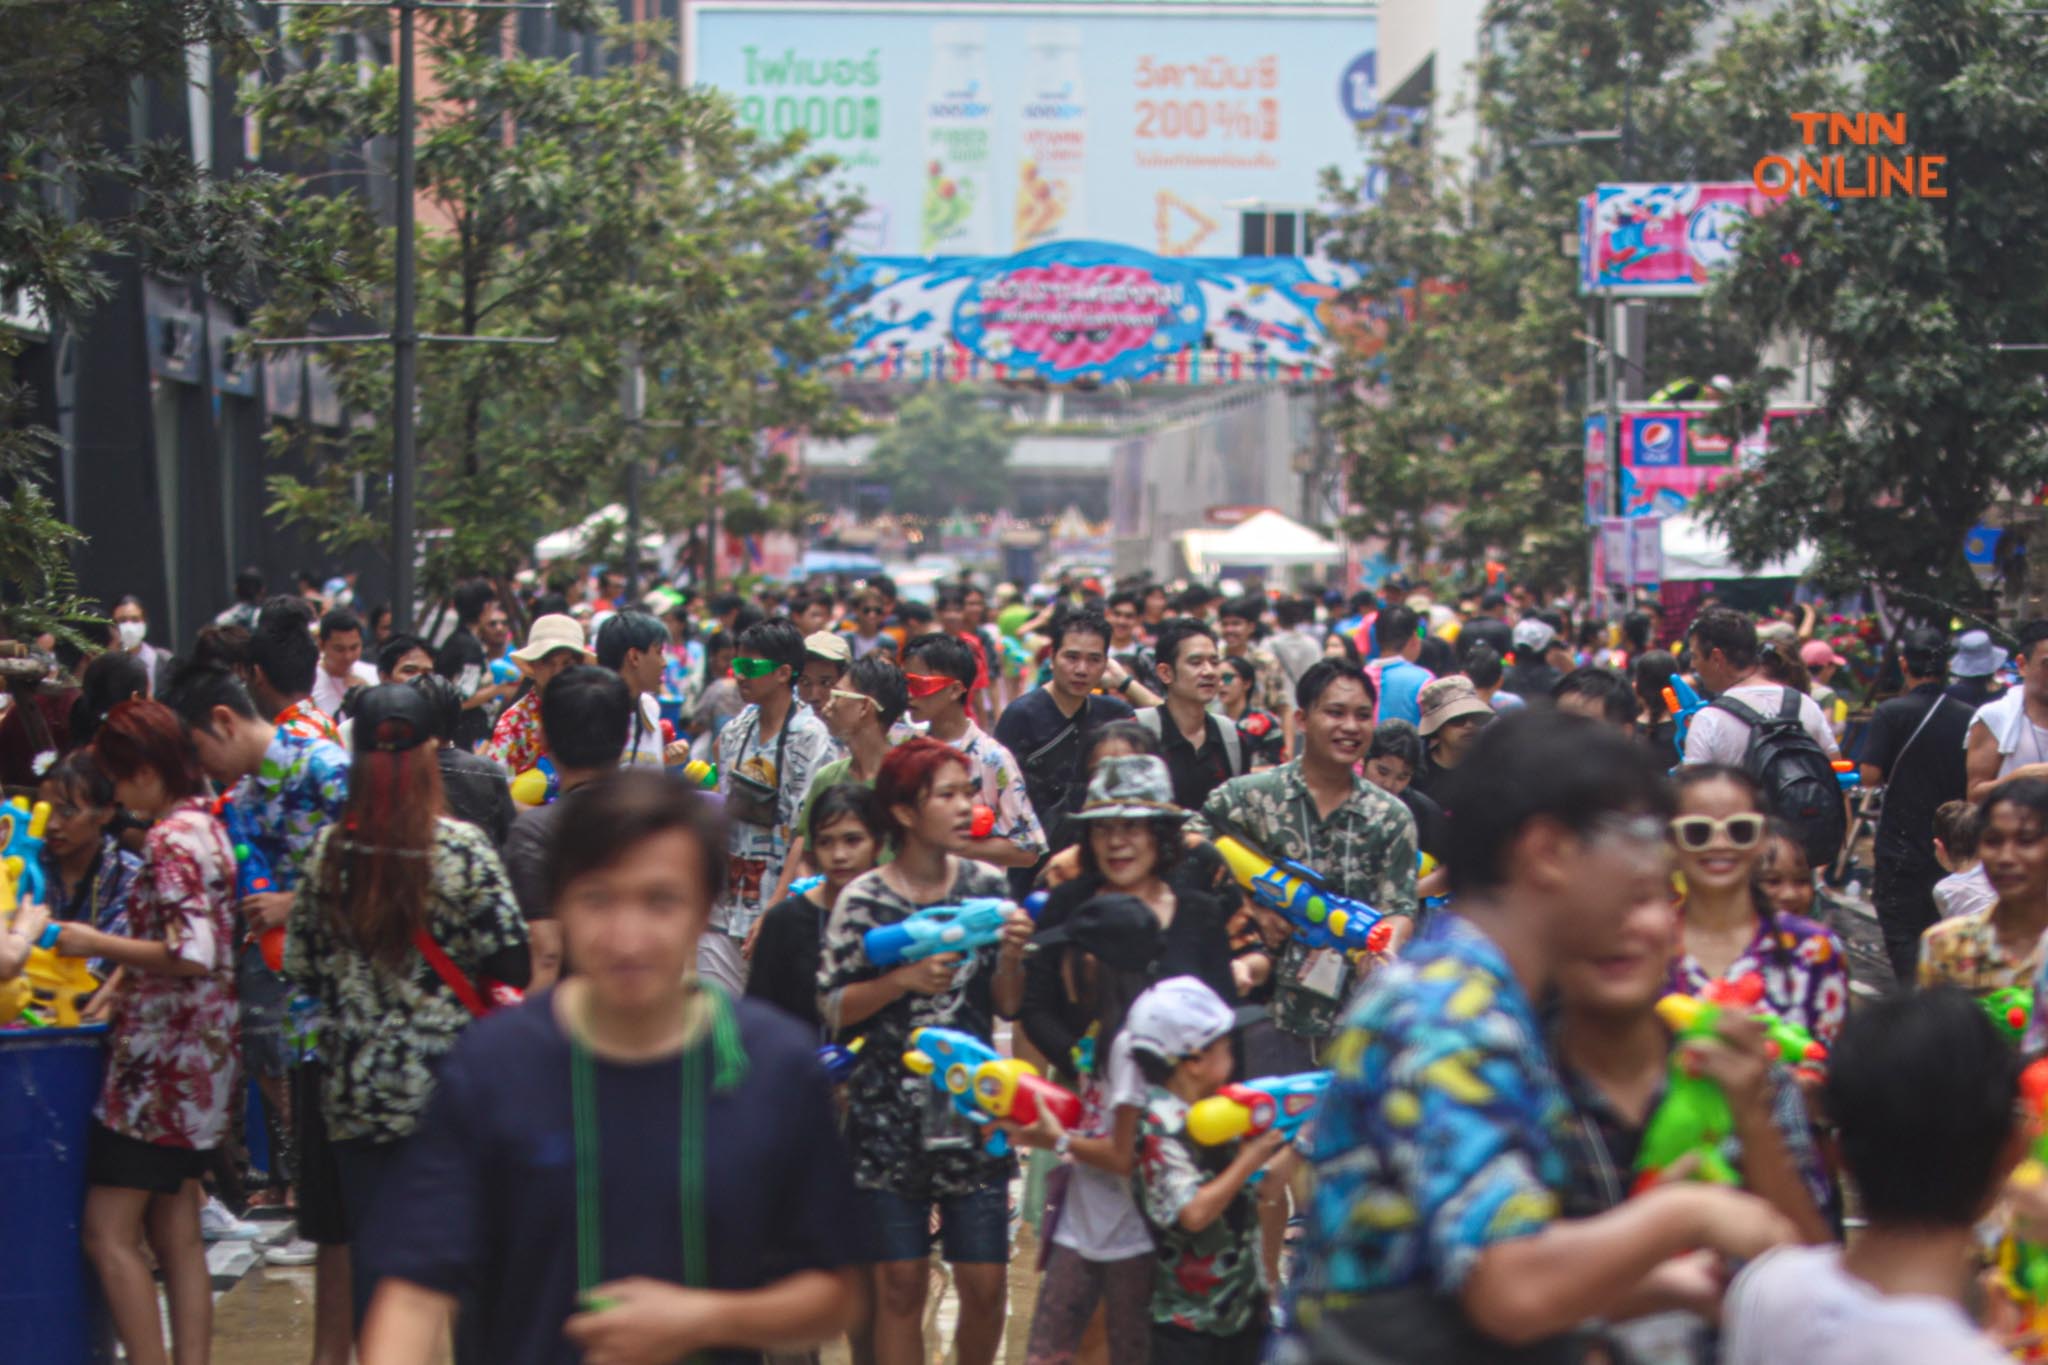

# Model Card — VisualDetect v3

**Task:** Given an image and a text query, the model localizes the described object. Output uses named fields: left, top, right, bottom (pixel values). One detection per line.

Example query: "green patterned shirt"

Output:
left=1196, top=760, right=1417, bottom=1040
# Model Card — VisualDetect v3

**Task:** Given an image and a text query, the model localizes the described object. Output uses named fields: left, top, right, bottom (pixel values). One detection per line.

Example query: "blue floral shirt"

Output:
left=230, top=730, right=352, bottom=890
left=1285, top=914, right=1568, bottom=1335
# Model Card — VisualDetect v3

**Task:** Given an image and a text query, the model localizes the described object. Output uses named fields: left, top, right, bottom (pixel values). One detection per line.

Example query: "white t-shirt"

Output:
left=1051, top=1032, right=1152, bottom=1261
left=311, top=660, right=379, bottom=717
left=621, top=692, right=665, bottom=769
left=1683, top=682, right=1841, bottom=767
left=1935, top=865, right=1997, bottom=921
left=1723, top=1244, right=2009, bottom=1365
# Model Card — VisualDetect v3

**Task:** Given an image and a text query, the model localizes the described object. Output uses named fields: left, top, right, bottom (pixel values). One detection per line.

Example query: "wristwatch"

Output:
left=1114, top=675, right=1134, bottom=694
left=1054, top=1132, right=1073, bottom=1159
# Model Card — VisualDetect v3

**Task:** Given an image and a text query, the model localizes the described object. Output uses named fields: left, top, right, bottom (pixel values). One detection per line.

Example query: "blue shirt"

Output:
left=1285, top=914, right=1568, bottom=1333
left=1370, top=658, right=1434, bottom=726
left=229, top=730, right=351, bottom=891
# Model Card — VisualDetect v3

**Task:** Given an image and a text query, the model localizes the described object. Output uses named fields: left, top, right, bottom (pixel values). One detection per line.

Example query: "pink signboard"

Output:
left=1599, top=406, right=1814, bottom=519
left=1579, top=183, right=1774, bottom=296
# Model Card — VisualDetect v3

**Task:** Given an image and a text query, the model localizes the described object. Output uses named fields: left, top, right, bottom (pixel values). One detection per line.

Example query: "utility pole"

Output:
left=254, top=0, right=556, bottom=634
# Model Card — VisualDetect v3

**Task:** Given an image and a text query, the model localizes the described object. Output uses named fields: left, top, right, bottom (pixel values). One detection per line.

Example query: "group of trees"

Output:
left=4, top=0, right=886, bottom=634
left=1328, top=0, right=2048, bottom=609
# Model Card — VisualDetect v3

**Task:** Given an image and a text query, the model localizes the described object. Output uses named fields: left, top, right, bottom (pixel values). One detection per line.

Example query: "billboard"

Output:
left=1592, top=405, right=1814, bottom=520
left=839, top=241, right=1361, bottom=385
left=685, top=2, right=1378, bottom=258
left=1579, top=183, right=1774, bottom=296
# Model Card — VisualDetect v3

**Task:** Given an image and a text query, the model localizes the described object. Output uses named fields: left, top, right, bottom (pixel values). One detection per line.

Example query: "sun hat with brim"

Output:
left=350, top=683, right=437, bottom=755
left=1031, top=893, right=1165, bottom=971
left=1067, top=754, right=1187, bottom=822
left=1953, top=629, right=2009, bottom=679
left=1123, top=976, right=1237, bottom=1064
left=1418, top=676, right=1495, bottom=737
left=509, top=613, right=594, bottom=665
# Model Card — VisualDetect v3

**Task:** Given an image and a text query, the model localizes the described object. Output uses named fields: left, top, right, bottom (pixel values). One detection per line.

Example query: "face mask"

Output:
left=117, top=620, right=148, bottom=649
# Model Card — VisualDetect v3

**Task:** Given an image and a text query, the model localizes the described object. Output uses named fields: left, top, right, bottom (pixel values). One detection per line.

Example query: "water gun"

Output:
left=210, top=795, right=285, bottom=972
left=1186, top=1071, right=1332, bottom=1147
left=1661, top=674, right=1709, bottom=759
left=1985, top=985, right=2034, bottom=1045
left=970, top=804, right=995, bottom=840
left=863, top=896, right=1030, bottom=968
left=489, top=656, right=520, bottom=686
left=817, top=1037, right=863, bottom=1083
left=680, top=759, right=718, bottom=790
left=1632, top=973, right=1828, bottom=1194
left=973, top=1057, right=1082, bottom=1129
left=21, top=947, right=99, bottom=1028
left=1831, top=758, right=1860, bottom=792
left=511, top=755, right=560, bottom=807
left=1996, top=1059, right=2048, bottom=1355
left=902, top=1026, right=1013, bottom=1155
left=791, top=875, right=825, bottom=896
left=1215, top=833, right=1393, bottom=954
left=0, top=797, right=51, bottom=913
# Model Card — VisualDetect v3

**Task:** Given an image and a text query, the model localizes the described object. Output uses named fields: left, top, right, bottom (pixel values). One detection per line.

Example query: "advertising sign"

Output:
left=1578, top=183, right=1774, bottom=296
left=686, top=2, right=1378, bottom=257
left=1613, top=406, right=1812, bottom=518
left=1599, top=516, right=1664, bottom=587
left=841, top=240, right=1360, bottom=385
left=1583, top=414, right=1609, bottom=526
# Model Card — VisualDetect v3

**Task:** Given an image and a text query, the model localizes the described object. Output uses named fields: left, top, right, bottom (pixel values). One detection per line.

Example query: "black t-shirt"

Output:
left=1458, top=616, right=1513, bottom=663
left=993, top=686, right=1136, bottom=852
left=361, top=991, right=868, bottom=1365
left=1399, top=786, right=1448, bottom=861
left=1503, top=661, right=1563, bottom=703
left=1156, top=711, right=1238, bottom=814
left=435, top=627, right=492, bottom=750
left=745, top=893, right=829, bottom=1033
left=1861, top=682, right=1971, bottom=884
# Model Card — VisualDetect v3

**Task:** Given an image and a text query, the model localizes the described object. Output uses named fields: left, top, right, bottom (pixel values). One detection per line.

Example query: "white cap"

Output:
left=1123, top=976, right=1235, bottom=1065
left=1511, top=618, right=1556, bottom=654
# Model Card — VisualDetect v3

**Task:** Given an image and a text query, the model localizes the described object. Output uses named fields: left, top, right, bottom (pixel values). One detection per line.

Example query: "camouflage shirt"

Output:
left=1196, top=760, right=1417, bottom=1040
left=1231, top=644, right=1295, bottom=718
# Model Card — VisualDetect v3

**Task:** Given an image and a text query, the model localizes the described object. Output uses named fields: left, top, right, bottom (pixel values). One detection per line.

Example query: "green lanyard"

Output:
left=568, top=982, right=749, bottom=1325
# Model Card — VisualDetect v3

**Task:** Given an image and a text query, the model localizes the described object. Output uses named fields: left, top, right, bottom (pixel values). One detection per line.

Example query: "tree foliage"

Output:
left=865, top=387, right=1015, bottom=520
left=251, top=10, right=862, bottom=595
left=1703, top=0, right=2048, bottom=606
left=0, top=0, right=354, bottom=644
left=1321, top=0, right=1838, bottom=591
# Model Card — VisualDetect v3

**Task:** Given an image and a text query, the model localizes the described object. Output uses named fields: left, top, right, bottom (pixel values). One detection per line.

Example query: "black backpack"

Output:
left=1710, top=689, right=1847, bottom=871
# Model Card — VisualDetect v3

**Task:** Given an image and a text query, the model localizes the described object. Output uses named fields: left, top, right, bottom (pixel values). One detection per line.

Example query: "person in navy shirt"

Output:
left=357, top=770, right=868, bottom=1365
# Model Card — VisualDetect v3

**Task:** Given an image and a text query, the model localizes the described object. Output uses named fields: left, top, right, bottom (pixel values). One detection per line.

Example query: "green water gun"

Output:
left=1984, top=986, right=2033, bottom=1046
left=1632, top=972, right=1827, bottom=1196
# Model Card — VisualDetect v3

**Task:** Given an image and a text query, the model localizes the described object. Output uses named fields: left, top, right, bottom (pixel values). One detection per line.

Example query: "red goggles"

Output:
left=904, top=671, right=958, bottom=698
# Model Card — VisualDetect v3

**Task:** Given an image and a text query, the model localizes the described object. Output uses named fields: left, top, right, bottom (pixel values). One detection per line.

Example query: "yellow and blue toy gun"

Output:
left=1215, top=834, right=1392, bottom=954
left=1661, top=674, right=1709, bottom=761
left=0, top=797, right=51, bottom=912
left=864, top=895, right=1043, bottom=968
left=1185, top=1071, right=1332, bottom=1147
left=903, top=1026, right=1012, bottom=1154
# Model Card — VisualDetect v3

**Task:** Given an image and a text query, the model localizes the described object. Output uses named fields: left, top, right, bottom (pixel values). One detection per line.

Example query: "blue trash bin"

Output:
left=0, top=1024, right=114, bottom=1365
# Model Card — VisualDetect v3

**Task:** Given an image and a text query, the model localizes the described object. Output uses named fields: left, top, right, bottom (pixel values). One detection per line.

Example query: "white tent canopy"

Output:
left=534, top=504, right=665, bottom=563
left=1659, top=511, right=1814, bottom=582
left=1182, top=510, right=1342, bottom=575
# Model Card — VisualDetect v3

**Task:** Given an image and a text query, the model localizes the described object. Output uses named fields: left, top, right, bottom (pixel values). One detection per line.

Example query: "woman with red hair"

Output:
left=283, top=683, right=529, bottom=1330
left=818, top=736, right=1033, bottom=1365
left=50, top=698, right=239, bottom=1365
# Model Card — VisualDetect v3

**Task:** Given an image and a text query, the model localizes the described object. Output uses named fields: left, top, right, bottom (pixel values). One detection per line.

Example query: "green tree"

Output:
left=0, top=0, right=352, bottom=644
left=1704, top=0, right=2048, bottom=606
left=1321, top=0, right=1839, bottom=590
left=865, top=387, right=1014, bottom=520
left=249, top=10, right=861, bottom=595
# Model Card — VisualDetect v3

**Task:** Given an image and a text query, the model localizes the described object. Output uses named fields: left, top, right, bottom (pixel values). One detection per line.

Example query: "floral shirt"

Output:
left=1196, top=760, right=1417, bottom=1040
left=97, top=799, right=241, bottom=1150
left=275, top=697, right=339, bottom=744
left=1672, top=909, right=1849, bottom=1048
left=230, top=729, right=350, bottom=889
left=712, top=702, right=834, bottom=939
left=1231, top=644, right=1294, bottom=718
left=283, top=817, right=528, bottom=1142
left=817, top=858, right=1016, bottom=1200
left=1920, top=904, right=2047, bottom=998
left=1284, top=915, right=1568, bottom=1339
left=480, top=692, right=543, bottom=775
left=945, top=721, right=1049, bottom=861
left=1134, top=1086, right=1268, bottom=1335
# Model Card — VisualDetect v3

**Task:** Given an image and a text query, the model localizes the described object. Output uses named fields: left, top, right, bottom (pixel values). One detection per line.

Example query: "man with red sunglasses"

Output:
left=901, top=632, right=1047, bottom=872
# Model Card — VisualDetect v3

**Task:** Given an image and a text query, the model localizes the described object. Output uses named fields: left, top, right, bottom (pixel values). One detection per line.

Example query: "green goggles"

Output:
left=730, top=655, right=782, bottom=680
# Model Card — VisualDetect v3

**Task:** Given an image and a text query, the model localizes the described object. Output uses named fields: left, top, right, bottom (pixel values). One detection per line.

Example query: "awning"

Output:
left=1659, top=512, right=1814, bottom=582
left=1188, top=510, right=1343, bottom=572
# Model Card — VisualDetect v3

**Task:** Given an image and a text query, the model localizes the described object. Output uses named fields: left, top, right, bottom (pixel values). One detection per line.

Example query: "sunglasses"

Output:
left=904, top=671, right=958, bottom=698
left=1669, top=814, right=1767, bottom=852
left=730, top=656, right=782, bottom=680
left=827, top=689, right=877, bottom=709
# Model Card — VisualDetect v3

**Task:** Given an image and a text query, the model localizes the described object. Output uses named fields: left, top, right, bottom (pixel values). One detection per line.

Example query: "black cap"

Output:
left=351, top=683, right=437, bottom=755
left=1030, top=893, right=1163, bottom=972
left=1899, top=625, right=1948, bottom=674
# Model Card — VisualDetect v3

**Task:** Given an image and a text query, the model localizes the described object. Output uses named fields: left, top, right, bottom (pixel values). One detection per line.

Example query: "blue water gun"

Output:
left=817, top=1039, right=862, bottom=1083
left=791, top=875, right=825, bottom=896
left=902, top=1026, right=1011, bottom=1154
left=864, top=897, right=1031, bottom=968
left=1, top=796, right=50, bottom=911
left=1185, top=1071, right=1332, bottom=1147
left=489, top=656, right=519, bottom=686
left=1661, top=673, right=1709, bottom=760
left=1215, top=834, right=1392, bottom=954
left=209, top=794, right=279, bottom=900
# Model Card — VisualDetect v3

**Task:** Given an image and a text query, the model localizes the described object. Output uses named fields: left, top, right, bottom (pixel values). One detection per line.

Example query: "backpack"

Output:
left=1135, top=706, right=1243, bottom=776
left=1709, top=689, right=1847, bottom=871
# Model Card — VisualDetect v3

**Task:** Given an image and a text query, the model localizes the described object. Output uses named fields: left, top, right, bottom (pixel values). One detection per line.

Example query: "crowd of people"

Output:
left=5, top=562, right=2048, bottom=1365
